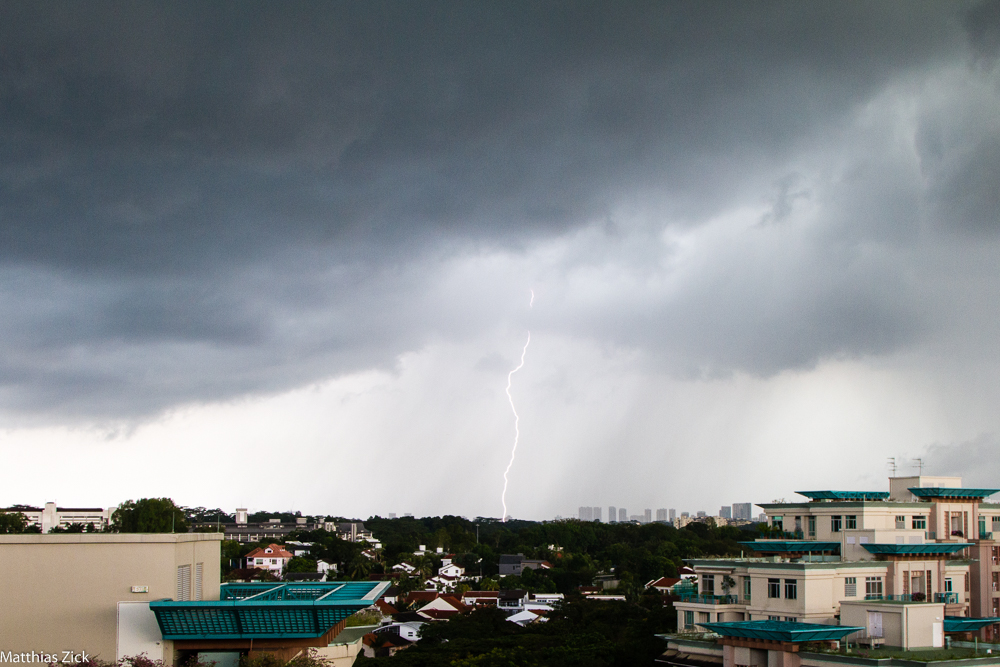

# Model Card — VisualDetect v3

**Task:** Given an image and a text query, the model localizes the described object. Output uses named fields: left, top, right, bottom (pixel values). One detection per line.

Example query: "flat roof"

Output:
left=698, top=620, right=864, bottom=642
left=861, top=543, right=973, bottom=555
left=740, top=541, right=840, bottom=553
left=0, top=533, right=223, bottom=544
left=151, top=581, right=390, bottom=640
left=795, top=491, right=890, bottom=501
left=908, top=488, right=999, bottom=500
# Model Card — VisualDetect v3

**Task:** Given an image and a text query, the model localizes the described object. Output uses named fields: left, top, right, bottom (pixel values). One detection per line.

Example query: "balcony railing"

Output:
left=935, top=592, right=959, bottom=604
left=678, top=594, right=740, bottom=605
left=981, top=531, right=994, bottom=540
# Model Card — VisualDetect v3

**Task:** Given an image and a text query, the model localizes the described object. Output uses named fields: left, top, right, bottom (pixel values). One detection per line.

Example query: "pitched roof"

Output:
left=375, top=599, right=398, bottom=615
left=245, top=544, right=294, bottom=559
left=647, top=577, right=682, bottom=589
left=499, top=554, right=524, bottom=564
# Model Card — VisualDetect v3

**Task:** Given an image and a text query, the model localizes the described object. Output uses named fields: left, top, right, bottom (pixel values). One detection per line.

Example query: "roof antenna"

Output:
left=913, top=458, right=924, bottom=475
left=887, top=457, right=897, bottom=477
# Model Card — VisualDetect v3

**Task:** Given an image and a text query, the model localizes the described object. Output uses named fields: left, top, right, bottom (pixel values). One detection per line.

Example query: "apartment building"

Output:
left=3, top=502, right=115, bottom=532
left=675, top=475, right=1000, bottom=644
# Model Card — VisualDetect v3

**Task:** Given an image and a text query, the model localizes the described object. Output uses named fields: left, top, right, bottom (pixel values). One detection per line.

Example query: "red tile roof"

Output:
left=245, top=544, right=294, bottom=560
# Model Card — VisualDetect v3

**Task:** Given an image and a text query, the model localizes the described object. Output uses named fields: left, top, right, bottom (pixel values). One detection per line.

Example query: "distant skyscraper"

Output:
left=388, top=513, right=397, bottom=519
left=579, top=506, right=593, bottom=521
left=644, top=509, right=652, bottom=524
left=593, top=506, right=602, bottom=522
left=696, top=511, right=706, bottom=517
left=669, top=508, right=677, bottom=521
left=609, top=506, right=617, bottom=523
left=655, top=508, right=667, bottom=522
left=733, top=503, right=753, bottom=520
left=720, top=506, right=732, bottom=519
left=619, top=507, right=627, bottom=522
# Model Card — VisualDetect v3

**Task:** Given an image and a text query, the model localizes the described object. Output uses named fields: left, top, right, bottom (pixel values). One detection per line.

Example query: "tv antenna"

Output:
left=887, top=457, right=897, bottom=477
left=912, top=458, right=924, bottom=475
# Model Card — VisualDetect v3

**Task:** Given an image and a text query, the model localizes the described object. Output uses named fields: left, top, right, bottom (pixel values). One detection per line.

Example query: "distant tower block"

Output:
left=656, top=509, right=667, bottom=522
left=669, top=509, right=676, bottom=521
left=618, top=507, right=627, bottom=522
left=593, top=506, right=602, bottom=522
left=644, top=509, right=652, bottom=524
left=609, top=506, right=617, bottom=523
left=579, top=506, right=593, bottom=521
left=720, top=506, right=732, bottom=519
left=235, top=508, right=248, bottom=524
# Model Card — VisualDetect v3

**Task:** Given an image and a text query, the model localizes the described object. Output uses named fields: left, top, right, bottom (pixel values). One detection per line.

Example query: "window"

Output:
left=768, top=615, right=780, bottom=621
left=993, top=517, right=1000, bottom=530
left=703, top=574, right=715, bottom=594
left=966, top=573, right=970, bottom=593
left=845, top=577, right=857, bottom=597
left=768, top=578, right=781, bottom=598
left=785, top=617, right=797, bottom=622
left=896, top=515, right=906, bottom=529
left=176, top=564, right=191, bottom=601
left=831, top=516, right=842, bottom=532
left=846, top=515, right=857, bottom=530
left=684, top=611, right=694, bottom=627
left=772, top=516, right=783, bottom=532
left=993, top=572, right=998, bottom=592
left=945, top=578, right=953, bottom=593
left=744, top=577, right=752, bottom=600
left=865, top=576, right=883, bottom=599
left=784, top=579, right=798, bottom=600
left=195, top=562, right=203, bottom=601
left=808, top=517, right=816, bottom=538
left=795, top=516, right=802, bottom=534
left=699, top=612, right=710, bottom=623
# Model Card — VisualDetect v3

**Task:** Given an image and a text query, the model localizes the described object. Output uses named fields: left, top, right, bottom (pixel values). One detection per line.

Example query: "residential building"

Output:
left=681, top=512, right=690, bottom=518
left=675, top=475, right=1000, bottom=645
left=0, top=533, right=222, bottom=664
left=669, top=509, right=677, bottom=521
left=2, top=502, right=116, bottom=532
left=720, top=506, right=732, bottom=519
left=593, top=506, right=602, bottom=522
left=609, top=506, right=616, bottom=523
left=696, top=511, right=707, bottom=517
left=656, top=509, right=668, bottom=522
left=579, top=506, right=593, bottom=521
left=732, top=503, right=753, bottom=520
left=644, top=509, right=652, bottom=524
left=618, top=507, right=627, bottom=522
left=498, top=554, right=551, bottom=576
left=245, top=544, right=294, bottom=576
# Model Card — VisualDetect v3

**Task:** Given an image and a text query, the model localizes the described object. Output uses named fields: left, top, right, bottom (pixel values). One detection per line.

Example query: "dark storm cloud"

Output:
left=0, top=0, right=994, bottom=420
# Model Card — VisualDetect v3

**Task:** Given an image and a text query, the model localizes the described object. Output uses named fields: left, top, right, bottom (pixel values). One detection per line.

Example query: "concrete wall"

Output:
left=0, top=533, right=222, bottom=665
left=840, top=601, right=945, bottom=649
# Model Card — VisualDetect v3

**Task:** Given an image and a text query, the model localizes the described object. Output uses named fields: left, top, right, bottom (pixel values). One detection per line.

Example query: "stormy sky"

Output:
left=2, top=1, right=1000, bottom=520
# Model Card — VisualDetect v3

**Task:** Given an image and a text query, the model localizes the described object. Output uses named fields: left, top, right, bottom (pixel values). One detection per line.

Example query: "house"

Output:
left=362, top=631, right=413, bottom=658
left=426, top=573, right=462, bottom=591
left=361, top=548, right=378, bottom=560
left=392, top=561, right=417, bottom=574
left=380, top=585, right=401, bottom=605
left=245, top=543, right=294, bottom=576
left=646, top=576, right=682, bottom=593
left=415, top=595, right=470, bottom=620
left=374, top=599, right=398, bottom=616
left=373, top=620, right=424, bottom=642
left=497, top=589, right=529, bottom=614
left=577, top=585, right=602, bottom=596
left=462, top=591, right=500, bottom=607
left=438, top=562, right=465, bottom=578
left=498, top=553, right=550, bottom=575
left=404, top=590, right=441, bottom=606
left=317, top=559, right=337, bottom=575
left=507, top=609, right=548, bottom=626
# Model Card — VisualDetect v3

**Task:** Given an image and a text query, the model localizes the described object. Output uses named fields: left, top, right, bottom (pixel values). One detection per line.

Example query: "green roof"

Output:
left=740, top=541, right=841, bottom=553
left=698, top=620, right=864, bottom=642
left=908, top=488, right=999, bottom=500
left=861, top=543, right=973, bottom=555
left=150, top=581, right=389, bottom=640
left=795, top=491, right=890, bottom=501
left=944, top=617, right=1000, bottom=633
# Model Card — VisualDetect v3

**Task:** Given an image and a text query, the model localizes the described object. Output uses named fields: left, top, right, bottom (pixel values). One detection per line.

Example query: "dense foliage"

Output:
left=112, top=498, right=188, bottom=533
left=357, top=599, right=675, bottom=667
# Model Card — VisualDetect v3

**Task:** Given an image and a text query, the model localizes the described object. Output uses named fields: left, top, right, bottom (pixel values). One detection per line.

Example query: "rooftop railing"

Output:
left=934, top=592, right=959, bottom=604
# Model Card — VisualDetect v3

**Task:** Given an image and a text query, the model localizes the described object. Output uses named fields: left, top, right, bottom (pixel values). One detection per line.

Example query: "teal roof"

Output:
left=795, top=491, right=890, bottom=501
left=740, top=541, right=840, bottom=553
left=698, top=620, right=864, bottom=642
left=908, top=488, right=999, bottom=500
left=150, top=581, right=389, bottom=640
left=861, top=543, right=973, bottom=555
left=944, top=617, right=1000, bottom=633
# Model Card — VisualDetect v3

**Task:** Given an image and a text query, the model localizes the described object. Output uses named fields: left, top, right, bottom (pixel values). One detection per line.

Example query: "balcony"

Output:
left=935, top=592, right=959, bottom=604
left=981, top=531, right=994, bottom=540
left=678, top=594, right=740, bottom=605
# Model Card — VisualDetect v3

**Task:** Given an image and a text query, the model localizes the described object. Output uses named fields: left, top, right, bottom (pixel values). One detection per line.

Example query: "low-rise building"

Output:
left=2, top=502, right=116, bottom=532
left=244, top=543, right=294, bottom=576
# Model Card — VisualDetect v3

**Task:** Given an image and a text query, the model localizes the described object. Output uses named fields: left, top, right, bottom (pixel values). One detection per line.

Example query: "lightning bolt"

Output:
left=501, top=290, right=533, bottom=522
